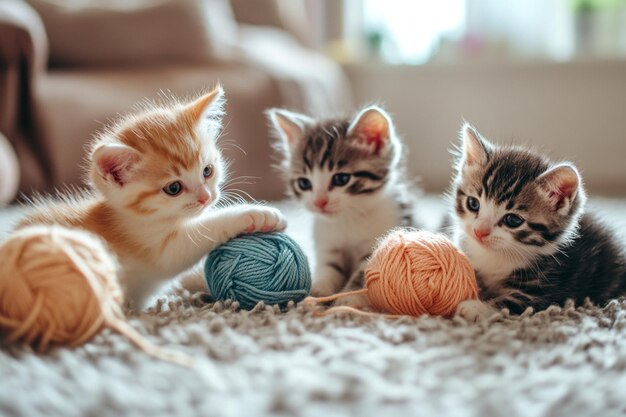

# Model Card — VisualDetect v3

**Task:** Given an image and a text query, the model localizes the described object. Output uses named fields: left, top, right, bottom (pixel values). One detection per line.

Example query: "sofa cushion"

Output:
left=27, top=0, right=238, bottom=67
left=38, top=64, right=289, bottom=200
left=230, top=0, right=313, bottom=47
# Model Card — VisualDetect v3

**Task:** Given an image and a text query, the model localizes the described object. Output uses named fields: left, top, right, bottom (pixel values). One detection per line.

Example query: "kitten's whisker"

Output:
left=219, top=195, right=241, bottom=206
left=193, top=225, right=216, bottom=243
left=213, top=195, right=232, bottom=209
left=219, top=191, right=247, bottom=206
left=222, top=158, right=234, bottom=171
left=223, top=177, right=258, bottom=184
left=196, top=222, right=213, bottom=233
left=225, top=188, right=256, bottom=203
left=186, top=229, right=200, bottom=248
left=350, top=205, right=369, bottom=218
left=219, top=141, right=247, bottom=156
left=224, top=176, right=259, bottom=182
left=217, top=117, right=234, bottom=141
left=222, top=176, right=260, bottom=186
left=223, top=181, right=255, bottom=188
left=506, top=245, right=550, bottom=287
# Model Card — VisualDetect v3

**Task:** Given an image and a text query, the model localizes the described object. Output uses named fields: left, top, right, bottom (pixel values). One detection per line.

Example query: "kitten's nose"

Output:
left=197, top=190, right=211, bottom=205
left=314, top=198, right=328, bottom=210
left=474, top=228, right=491, bottom=240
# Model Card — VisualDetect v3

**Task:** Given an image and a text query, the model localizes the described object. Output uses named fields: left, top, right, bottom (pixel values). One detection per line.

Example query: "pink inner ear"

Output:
left=544, top=175, right=577, bottom=211
left=368, top=134, right=384, bottom=155
left=98, top=152, right=139, bottom=187
left=360, top=127, right=385, bottom=155
left=551, top=183, right=576, bottom=210
left=100, top=157, right=124, bottom=185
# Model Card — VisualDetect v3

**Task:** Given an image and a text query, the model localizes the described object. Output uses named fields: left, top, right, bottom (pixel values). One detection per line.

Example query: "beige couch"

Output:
left=0, top=0, right=352, bottom=202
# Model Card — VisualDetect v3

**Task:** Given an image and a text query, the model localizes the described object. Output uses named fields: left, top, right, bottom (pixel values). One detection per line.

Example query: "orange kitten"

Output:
left=18, top=86, right=286, bottom=309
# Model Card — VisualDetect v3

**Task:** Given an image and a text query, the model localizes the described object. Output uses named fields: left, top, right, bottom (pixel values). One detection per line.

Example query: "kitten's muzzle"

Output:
left=195, top=188, right=212, bottom=206
left=473, top=227, right=491, bottom=241
left=314, top=198, right=328, bottom=211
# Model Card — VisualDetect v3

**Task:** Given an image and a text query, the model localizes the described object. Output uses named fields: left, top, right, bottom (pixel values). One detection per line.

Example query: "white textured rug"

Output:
left=1, top=197, right=626, bottom=417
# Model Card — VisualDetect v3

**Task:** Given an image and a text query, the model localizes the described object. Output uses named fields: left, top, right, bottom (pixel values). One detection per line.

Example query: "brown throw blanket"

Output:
left=0, top=0, right=52, bottom=193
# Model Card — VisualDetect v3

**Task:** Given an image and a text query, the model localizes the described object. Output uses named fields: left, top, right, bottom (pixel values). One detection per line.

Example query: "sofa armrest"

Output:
left=0, top=0, right=52, bottom=193
left=0, top=0, right=48, bottom=74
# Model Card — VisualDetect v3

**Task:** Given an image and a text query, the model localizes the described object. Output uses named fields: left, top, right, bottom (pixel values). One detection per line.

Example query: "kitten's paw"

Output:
left=333, top=293, right=370, bottom=309
left=237, top=206, right=287, bottom=234
left=178, top=263, right=209, bottom=293
left=455, top=299, right=498, bottom=323
left=311, top=277, right=340, bottom=297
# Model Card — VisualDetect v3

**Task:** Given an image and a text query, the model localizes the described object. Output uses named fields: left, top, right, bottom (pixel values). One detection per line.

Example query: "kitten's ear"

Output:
left=92, top=144, right=142, bottom=187
left=459, top=123, right=491, bottom=168
left=536, top=163, right=582, bottom=213
left=186, top=85, right=225, bottom=125
left=348, top=106, right=393, bottom=155
left=267, top=109, right=312, bottom=147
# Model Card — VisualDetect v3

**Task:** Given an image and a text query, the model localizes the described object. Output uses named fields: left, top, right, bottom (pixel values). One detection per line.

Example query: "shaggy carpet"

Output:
left=1, top=198, right=626, bottom=417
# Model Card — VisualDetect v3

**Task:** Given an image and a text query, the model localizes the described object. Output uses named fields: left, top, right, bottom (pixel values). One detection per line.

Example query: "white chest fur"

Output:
left=314, top=194, right=401, bottom=265
left=459, top=234, right=531, bottom=289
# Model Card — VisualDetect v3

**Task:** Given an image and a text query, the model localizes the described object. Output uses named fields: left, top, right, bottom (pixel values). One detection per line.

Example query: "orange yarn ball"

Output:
left=365, top=229, right=479, bottom=317
left=0, top=225, right=123, bottom=352
left=0, top=225, right=191, bottom=365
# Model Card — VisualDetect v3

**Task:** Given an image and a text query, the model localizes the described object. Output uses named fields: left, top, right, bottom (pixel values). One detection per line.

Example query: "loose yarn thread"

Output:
left=0, top=225, right=191, bottom=366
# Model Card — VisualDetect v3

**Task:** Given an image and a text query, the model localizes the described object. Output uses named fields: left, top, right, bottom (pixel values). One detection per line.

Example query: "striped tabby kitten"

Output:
left=450, top=123, right=626, bottom=321
left=19, top=86, right=286, bottom=309
left=268, top=106, right=417, bottom=307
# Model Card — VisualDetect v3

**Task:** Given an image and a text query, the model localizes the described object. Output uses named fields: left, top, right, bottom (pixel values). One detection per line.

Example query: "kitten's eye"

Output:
left=297, top=177, right=312, bottom=191
left=203, top=164, right=214, bottom=179
left=163, top=181, right=183, bottom=196
left=331, top=173, right=351, bottom=187
left=467, top=196, right=480, bottom=212
left=503, top=213, right=524, bottom=228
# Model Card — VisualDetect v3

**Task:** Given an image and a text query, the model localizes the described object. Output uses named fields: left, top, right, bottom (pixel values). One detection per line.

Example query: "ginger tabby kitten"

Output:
left=19, top=86, right=286, bottom=309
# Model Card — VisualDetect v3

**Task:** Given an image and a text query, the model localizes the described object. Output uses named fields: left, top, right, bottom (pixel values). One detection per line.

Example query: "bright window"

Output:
left=363, top=0, right=466, bottom=63
left=359, top=0, right=626, bottom=64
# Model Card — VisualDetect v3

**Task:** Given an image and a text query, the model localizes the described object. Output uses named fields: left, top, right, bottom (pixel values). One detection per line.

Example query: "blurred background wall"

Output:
left=346, top=60, right=626, bottom=195
left=0, top=0, right=624, bottom=204
left=323, top=0, right=626, bottom=196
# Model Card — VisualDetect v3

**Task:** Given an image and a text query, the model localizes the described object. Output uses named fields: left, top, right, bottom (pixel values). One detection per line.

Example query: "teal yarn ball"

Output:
left=204, top=233, right=311, bottom=310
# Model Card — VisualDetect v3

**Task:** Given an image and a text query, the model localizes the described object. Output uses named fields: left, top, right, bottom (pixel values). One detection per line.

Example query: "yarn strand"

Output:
left=106, top=319, right=193, bottom=367
left=304, top=290, right=405, bottom=319
left=303, top=288, right=368, bottom=305
left=59, top=229, right=193, bottom=367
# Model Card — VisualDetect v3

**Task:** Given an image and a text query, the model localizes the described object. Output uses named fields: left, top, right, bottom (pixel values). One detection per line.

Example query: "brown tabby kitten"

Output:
left=450, top=123, right=626, bottom=321
left=268, top=106, right=418, bottom=307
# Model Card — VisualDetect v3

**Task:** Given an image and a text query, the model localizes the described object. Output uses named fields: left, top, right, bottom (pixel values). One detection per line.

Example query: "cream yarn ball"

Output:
left=0, top=225, right=191, bottom=366
left=0, top=225, right=122, bottom=351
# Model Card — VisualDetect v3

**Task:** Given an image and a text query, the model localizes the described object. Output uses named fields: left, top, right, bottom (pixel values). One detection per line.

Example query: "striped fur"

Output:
left=18, top=87, right=287, bottom=309
left=268, top=106, right=419, bottom=306
left=449, top=123, right=626, bottom=320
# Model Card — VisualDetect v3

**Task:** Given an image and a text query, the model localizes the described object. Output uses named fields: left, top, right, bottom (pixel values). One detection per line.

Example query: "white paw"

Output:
left=311, top=276, right=341, bottom=297
left=177, top=263, right=209, bottom=293
left=238, top=206, right=287, bottom=234
left=333, top=293, right=370, bottom=309
left=455, top=299, right=498, bottom=322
